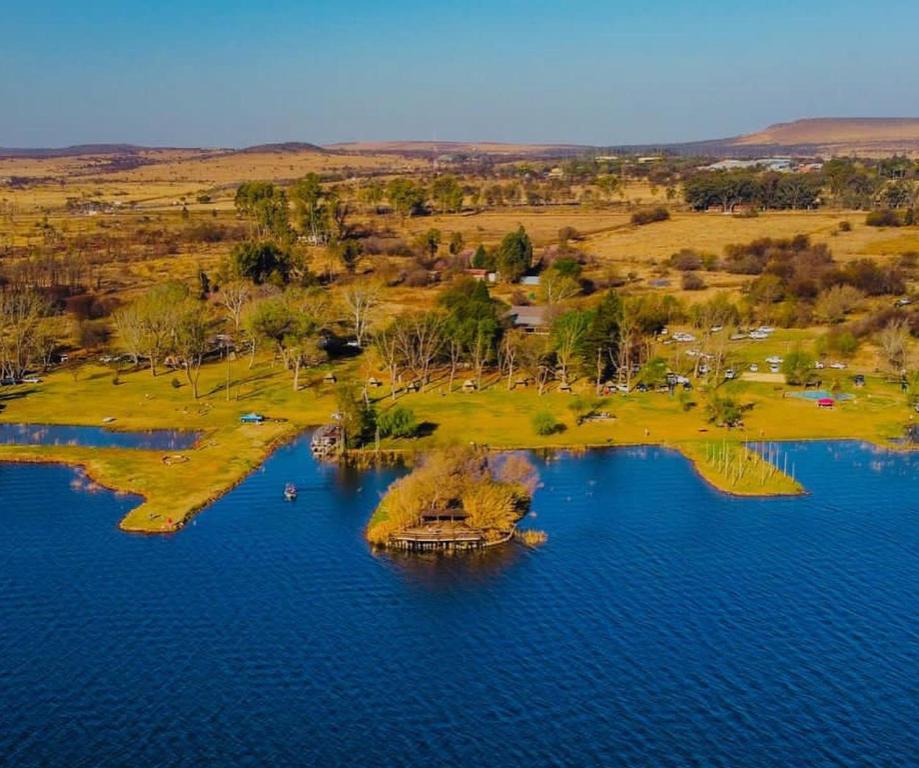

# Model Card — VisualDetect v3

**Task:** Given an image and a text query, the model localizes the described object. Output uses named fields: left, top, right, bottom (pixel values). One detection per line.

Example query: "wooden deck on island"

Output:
left=388, top=522, right=516, bottom=552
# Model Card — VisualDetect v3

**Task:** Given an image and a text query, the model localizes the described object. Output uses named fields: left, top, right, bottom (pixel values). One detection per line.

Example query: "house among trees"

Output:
left=507, top=305, right=548, bottom=334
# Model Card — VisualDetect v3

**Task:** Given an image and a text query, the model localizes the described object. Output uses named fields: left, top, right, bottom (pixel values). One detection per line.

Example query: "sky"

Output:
left=4, top=0, right=919, bottom=148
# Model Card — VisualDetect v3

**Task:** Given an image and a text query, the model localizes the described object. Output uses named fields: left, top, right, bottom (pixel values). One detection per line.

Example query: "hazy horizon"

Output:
left=5, top=1, right=919, bottom=148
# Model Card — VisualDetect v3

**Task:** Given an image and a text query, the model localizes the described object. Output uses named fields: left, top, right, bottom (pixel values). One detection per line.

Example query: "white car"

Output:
left=711, top=325, right=723, bottom=333
left=756, top=326, right=776, bottom=334
left=814, top=361, right=825, bottom=369
left=765, top=356, right=783, bottom=365
left=749, top=331, right=768, bottom=340
left=686, top=349, right=700, bottom=357
left=699, top=365, right=710, bottom=375
left=769, top=364, right=780, bottom=374
left=830, top=362, right=847, bottom=370
left=724, top=369, right=736, bottom=380
left=749, top=364, right=759, bottom=372
left=21, top=377, right=42, bottom=384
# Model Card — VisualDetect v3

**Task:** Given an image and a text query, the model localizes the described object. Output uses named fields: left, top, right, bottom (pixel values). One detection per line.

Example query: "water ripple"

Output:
left=0, top=440, right=917, bottom=767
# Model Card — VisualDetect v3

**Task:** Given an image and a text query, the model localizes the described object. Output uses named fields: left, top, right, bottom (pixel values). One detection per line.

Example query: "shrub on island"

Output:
left=365, top=448, right=538, bottom=548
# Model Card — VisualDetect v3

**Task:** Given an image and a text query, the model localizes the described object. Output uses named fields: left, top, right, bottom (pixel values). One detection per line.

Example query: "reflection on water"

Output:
left=0, top=422, right=201, bottom=450
left=0, top=437, right=917, bottom=767
left=380, top=542, right=527, bottom=591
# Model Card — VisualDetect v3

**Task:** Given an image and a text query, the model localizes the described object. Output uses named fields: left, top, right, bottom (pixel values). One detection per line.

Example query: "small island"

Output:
left=366, top=448, right=539, bottom=551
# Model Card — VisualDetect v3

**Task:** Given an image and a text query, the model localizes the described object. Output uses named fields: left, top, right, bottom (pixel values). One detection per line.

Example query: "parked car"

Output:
left=830, top=362, right=847, bottom=370
left=724, top=369, right=736, bottom=380
left=749, top=331, right=768, bottom=340
left=749, top=364, right=759, bottom=372
left=770, top=364, right=780, bottom=374
left=814, top=360, right=825, bottom=369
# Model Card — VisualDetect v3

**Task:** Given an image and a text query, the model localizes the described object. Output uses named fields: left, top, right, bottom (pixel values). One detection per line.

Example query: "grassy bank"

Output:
left=677, top=440, right=803, bottom=496
left=0, top=353, right=910, bottom=531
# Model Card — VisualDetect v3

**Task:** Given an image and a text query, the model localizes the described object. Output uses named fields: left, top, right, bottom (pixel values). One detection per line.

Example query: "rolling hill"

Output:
left=649, top=118, right=919, bottom=158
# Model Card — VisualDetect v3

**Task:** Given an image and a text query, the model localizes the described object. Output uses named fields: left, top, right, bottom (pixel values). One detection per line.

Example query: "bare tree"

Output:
left=446, top=337, right=462, bottom=393
left=340, top=282, right=380, bottom=347
left=395, top=312, right=444, bottom=390
left=112, top=304, right=145, bottom=365
left=518, top=334, right=553, bottom=395
left=499, top=329, right=525, bottom=390
left=136, top=283, right=188, bottom=377
left=540, top=270, right=580, bottom=305
left=217, top=280, right=251, bottom=334
left=552, top=310, right=591, bottom=386
left=172, top=303, right=210, bottom=399
left=374, top=323, right=403, bottom=400
left=0, top=289, right=50, bottom=379
left=878, top=320, right=910, bottom=372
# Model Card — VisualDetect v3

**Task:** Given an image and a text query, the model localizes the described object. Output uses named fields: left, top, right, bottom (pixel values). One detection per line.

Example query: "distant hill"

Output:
left=0, top=144, right=154, bottom=159
left=235, top=141, right=327, bottom=155
left=326, top=140, right=588, bottom=158
left=734, top=118, right=919, bottom=148
left=632, top=118, right=919, bottom=159
left=9, top=118, right=919, bottom=164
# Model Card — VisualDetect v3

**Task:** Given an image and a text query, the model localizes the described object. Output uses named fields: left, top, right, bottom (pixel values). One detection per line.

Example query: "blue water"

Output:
left=787, top=390, right=855, bottom=401
left=0, top=423, right=200, bottom=450
left=0, top=439, right=916, bottom=767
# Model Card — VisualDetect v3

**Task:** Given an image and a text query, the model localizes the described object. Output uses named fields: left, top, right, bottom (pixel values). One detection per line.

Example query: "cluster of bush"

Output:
left=631, top=206, right=670, bottom=226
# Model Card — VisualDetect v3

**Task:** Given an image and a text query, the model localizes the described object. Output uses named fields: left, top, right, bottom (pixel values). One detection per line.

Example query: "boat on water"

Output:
left=283, top=483, right=297, bottom=501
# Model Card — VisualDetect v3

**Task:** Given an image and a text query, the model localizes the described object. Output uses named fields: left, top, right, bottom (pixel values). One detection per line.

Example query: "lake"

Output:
left=0, top=424, right=200, bottom=451
left=0, top=423, right=200, bottom=450
left=0, top=438, right=916, bottom=767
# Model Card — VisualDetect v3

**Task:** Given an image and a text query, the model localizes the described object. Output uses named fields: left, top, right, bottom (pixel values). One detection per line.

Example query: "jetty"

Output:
left=310, top=424, right=343, bottom=459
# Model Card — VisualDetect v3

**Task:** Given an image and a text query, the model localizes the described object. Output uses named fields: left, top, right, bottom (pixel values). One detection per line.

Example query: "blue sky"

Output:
left=3, top=1, right=919, bottom=147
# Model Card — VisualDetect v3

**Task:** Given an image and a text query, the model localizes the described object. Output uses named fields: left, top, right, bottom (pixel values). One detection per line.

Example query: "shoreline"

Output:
left=0, top=358, right=912, bottom=534
left=5, top=432, right=912, bottom=533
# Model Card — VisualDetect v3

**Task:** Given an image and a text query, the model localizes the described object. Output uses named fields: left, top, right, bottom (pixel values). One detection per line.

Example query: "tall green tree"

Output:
left=431, top=175, right=464, bottom=213
left=494, top=226, right=533, bottom=283
left=581, top=289, right=623, bottom=391
left=386, top=179, right=426, bottom=220
left=234, top=181, right=290, bottom=241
